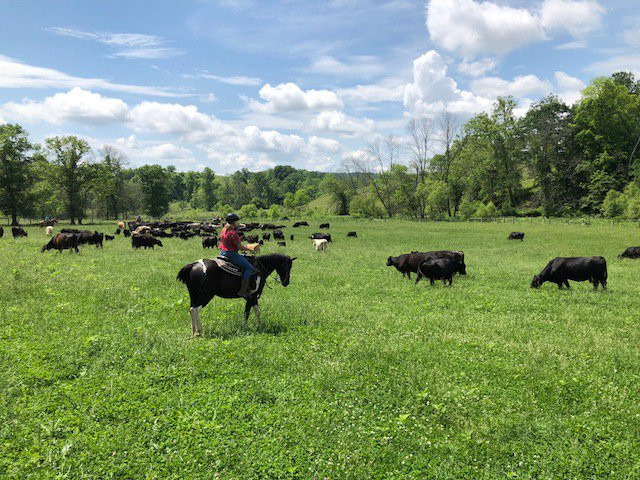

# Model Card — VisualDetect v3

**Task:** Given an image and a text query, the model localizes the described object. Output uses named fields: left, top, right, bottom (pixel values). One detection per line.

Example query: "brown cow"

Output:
left=42, top=233, right=79, bottom=253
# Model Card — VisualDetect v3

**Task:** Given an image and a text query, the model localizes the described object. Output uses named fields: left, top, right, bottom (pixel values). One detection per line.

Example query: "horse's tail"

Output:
left=176, top=262, right=195, bottom=284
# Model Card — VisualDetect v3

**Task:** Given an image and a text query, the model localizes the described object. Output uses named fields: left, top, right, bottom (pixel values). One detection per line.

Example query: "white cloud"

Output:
left=555, top=40, right=588, bottom=50
left=0, top=54, right=184, bottom=97
left=539, top=0, right=604, bottom=38
left=205, top=150, right=276, bottom=172
left=0, top=87, right=128, bottom=125
left=426, top=0, right=604, bottom=58
left=585, top=54, right=640, bottom=77
left=48, top=27, right=183, bottom=59
left=305, top=55, right=386, bottom=79
left=143, top=143, right=194, bottom=160
left=308, top=136, right=341, bottom=154
left=312, top=110, right=374, bottom=134
left=471, top=74, right=552, bottom=98
left=253, top=82, right=343, bottom=112
left=554, top=71, right=585, bottom=92
left=337, top=83, right=404, bottom=103
left=234, top=125, right=305, bottom=153
left=458, top=58, right=497, bottom=77
left=182, top=72, right=262, bottom=86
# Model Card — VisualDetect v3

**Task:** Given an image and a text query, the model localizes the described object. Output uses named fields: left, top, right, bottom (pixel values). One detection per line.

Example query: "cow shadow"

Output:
left=202, top=318, right=288, bottom=340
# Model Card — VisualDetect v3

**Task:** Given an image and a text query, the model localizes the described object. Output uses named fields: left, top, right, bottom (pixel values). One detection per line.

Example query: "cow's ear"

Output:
left=291, top=257, right=297, bottom=261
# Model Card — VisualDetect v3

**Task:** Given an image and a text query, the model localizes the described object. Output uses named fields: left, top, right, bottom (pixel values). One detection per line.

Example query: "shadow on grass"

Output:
left=202, top=318, right=288, bottom=339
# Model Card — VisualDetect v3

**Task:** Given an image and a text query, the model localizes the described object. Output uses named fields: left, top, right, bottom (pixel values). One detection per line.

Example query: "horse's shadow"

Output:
left=202, top=317, right=288, bottom=340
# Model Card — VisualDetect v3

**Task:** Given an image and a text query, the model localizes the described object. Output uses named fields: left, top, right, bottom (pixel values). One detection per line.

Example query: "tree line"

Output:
left=323, top=72, right=640, bottom=220
left=2, top=72, right=640, bottom=224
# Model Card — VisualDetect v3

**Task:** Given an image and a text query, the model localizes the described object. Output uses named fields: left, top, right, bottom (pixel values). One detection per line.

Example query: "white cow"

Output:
left=45, top=226, right=54, bottom=236
left=312, top=238, right=328, bottom=253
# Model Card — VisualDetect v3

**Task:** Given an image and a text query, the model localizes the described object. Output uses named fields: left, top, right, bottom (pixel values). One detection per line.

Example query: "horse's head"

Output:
left=276, top=256, right=296, bottom=286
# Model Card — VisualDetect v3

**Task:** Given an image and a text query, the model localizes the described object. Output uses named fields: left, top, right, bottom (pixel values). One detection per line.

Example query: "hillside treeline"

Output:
left=1, top=72, right=640, bottom=224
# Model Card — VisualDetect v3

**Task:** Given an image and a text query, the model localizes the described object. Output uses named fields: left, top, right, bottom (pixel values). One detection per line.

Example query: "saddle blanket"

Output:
left=209, top=257, right=261, bottom=293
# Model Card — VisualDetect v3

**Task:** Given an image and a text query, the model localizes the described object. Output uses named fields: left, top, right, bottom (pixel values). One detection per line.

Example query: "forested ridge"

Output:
left=2, top=72, right=640, bottom=224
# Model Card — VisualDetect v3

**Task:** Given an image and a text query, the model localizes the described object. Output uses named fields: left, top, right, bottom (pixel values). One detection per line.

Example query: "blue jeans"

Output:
left=220, top=250, right=254, bottom=281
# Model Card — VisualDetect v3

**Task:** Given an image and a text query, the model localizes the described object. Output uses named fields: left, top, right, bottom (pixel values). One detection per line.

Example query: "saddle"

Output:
left=213, top=257, right=261, bottom=293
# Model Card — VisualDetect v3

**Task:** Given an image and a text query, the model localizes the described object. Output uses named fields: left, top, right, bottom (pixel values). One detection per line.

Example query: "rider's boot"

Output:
left=238, top=279, right=251, bottom=298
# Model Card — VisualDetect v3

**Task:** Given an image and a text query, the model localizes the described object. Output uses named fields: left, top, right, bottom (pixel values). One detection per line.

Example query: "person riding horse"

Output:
left=219, top=213, right=254, bottom=297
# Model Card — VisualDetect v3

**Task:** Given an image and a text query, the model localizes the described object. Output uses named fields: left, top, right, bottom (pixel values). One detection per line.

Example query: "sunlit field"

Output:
left=1, top=219, right=640, bottom=479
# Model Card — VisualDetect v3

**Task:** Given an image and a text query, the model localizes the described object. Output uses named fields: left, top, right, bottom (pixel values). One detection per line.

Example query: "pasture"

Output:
left=1, top=220, right=640, bottom=479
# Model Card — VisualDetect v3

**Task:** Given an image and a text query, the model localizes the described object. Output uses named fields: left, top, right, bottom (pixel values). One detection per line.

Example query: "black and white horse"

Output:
left=177, top=253, right=295, bottom=336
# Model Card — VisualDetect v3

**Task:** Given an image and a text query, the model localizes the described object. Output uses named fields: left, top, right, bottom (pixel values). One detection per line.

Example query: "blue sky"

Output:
left=0, top=0, right=638, bottom=173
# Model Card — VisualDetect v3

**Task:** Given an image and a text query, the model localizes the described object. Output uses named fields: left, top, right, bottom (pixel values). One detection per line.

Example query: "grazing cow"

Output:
left=347, top=231, right=357, bottom=238
left=78, top=230, right=103, bottom=248
left=123, top=229, right=131, bottom=238
left=132, top=235, right=163, bottom=249
left=416, top=258, right=458, bottom=286
left=277, top=241, right=286, bottom=247
left=310, top=233, right=332, bottom=243
left=319, top=223, right=330, bottom=229
left=45, top=226, right=54, bottom=236
left=133, top=225, right=152, bottom=235
left=0, top=226, right=3, bottom=238
left=117, top=221, right=126, bottom=230
left=293, top=221, right=309, bottom=227
left=115, top=228, right=121, bottom=235
left=12, top=227, right=28, bottom=238
left=179, top=231, right=197, bottom=240
left=313, top=238, right=328, bottom=252
left=290, top=234, right=294, bottom=241
left=508, top=232, right=525, bottom=241
left=531, top=257, right=607, bottom=291
left=41, top=233, right=79, bottom=253
left=202, top=236, right=218, bottom=249
left=386, top=250, right=466, bottom=280
left=273, top=229, right=285, bottom=240
left=262, top=233, right=271, bottom=241
left=105, top=234, right=115, bottom=241
left=619, top=246, right=640, bottom=259
left=245, top=234, right=259, bottom=243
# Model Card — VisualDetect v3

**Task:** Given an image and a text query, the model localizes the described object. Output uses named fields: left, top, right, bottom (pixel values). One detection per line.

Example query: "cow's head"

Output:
left=386, top=256, right=394, bottom=266
left=530, top=275, right=542, bottom=288
left=458, top=262, right=467, bottom=275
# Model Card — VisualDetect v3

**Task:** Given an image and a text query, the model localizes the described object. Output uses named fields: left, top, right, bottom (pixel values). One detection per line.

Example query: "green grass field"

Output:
left=1, top=220, right=640, bottom=479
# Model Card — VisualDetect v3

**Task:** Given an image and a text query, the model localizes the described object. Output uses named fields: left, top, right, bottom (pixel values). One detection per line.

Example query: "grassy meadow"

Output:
left=1, top=219, right=640, bottom=479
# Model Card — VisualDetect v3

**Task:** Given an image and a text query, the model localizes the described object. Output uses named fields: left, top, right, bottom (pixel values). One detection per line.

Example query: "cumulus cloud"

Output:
left=253, top=82, right=343, bottom=112
left=458, top=58, right=497, bottom=77
left=585, top=54, right=640, bottom=77
left=308, top=135, right=341, bottom=153
left=312, top=110, right=374, bottom=135
left=426, top=0, right=605, bottom=58
left=0, top=87, right=128, bottom=125
left=234, top=126, right=305, bottom=153
left=470, top=74, right=553, bottom=98
left=0, top=54, right=184, bottom=97
left=337, top=82, right=404, bottom=103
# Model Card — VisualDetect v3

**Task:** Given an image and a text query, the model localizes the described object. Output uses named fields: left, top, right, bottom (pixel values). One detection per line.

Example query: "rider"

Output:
left=219, top=213, right=254, bottom=298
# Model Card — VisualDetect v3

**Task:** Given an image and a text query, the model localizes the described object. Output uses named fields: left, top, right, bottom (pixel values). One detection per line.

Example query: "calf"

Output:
left=417, top=257, right=459, bottom=285
left=319, top=223, right=330, bottom=229
left=273, top=229, right=285, bottom=240
left=619, top=246, right=640, bottom=259
left=277, top=241, right=287, bottom=247
left=347, top=231, right=357, bottom=238
left=12, top=227, right=28, bottom=238
left=293, top=221, right=309, bottom=227
left=105, top=234, right=115, bottom=241
left=115, top=228, right=121, bottom=235
left=508, top=232, right=525, bottom=241
left=290, top=234, right=294, bottom=241
left=0, top=226, right=3, bottom=238
left=262, top=233, right=271, bottom=241
left=123, top=229, right=131, bottom=238
left=132, top=234, right=163, bottom=249
left=313, top=238, right=328, bottom=252
left=41, top=233, right=79, bottom=253
left=531, top=257, right=607, bottom=291
left=117, top=221, right=126, bottom=230
left=202, top=236, right=218, bottom=249
left=386, top=250, right=466, bottom=280
left=45, top=226, right=54, bottom=236
left=310, top=233, right=332, bottom=242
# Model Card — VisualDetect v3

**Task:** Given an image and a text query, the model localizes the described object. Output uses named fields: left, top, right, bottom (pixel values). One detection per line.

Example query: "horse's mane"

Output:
left=257, top=252, right=289, bottom=261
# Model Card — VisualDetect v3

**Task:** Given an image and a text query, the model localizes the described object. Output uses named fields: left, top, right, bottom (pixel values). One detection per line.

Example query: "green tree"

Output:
left=0, top=124, right=35, bottom=225
left=201, top=167, right=217, bottom=210
left=46, top=136, right=92, bottom=224
left=136, top=165, right=170, bottom=218
left=93, top=146, right=126, bottom=219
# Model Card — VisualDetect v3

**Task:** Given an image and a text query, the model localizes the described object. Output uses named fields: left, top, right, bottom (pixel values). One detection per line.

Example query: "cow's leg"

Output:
left=190, top=306, right=203, bottom=338
left=564, top=280, right=570, bottom=289
left=557, top=282, right=563, bottom=289
left=601, top=278, right=607, bottom=290
left=407, top=272, right=411, bottom=280
left=430, top=278, right=434, bottom=286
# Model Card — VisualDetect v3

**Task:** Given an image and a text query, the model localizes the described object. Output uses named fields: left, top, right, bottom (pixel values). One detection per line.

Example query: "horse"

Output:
left=177, top=253, right=296, bottom=337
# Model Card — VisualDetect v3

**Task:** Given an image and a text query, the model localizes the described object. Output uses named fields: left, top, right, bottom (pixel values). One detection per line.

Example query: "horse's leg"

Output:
left=244, top=300, right=252, bottom=329
left=252, top=302, right=261, bottom=325
left=190, top=306, right=203, bottom=337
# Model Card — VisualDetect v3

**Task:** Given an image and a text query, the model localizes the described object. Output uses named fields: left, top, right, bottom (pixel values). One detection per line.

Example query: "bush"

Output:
left=601, top=189, right=625, bottom=218
left=459, top=198, right=481, bottom=219
left=475, top=201, right=498, bottom=218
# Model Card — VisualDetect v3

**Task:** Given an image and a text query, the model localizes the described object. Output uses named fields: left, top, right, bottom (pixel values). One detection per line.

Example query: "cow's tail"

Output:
left=177, top=262, right=195, bottom=284
left=602, top=257, right=608, bottom=280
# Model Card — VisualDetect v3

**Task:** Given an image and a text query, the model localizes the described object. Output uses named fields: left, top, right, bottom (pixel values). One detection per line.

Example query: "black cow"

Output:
left=202, top=236, right=218, bottom=249
left=78, top=230, right=103, bottom=248
left=123, top=229, right=131, bottom=238
left=115, top=228, right=121, bottom=235
left=619, top=246, right=640, bottom=259
left=262, top=233, right=271, bottom=241
left=41, top=233, right=79, bottom=253
left=277, top=241, right=287, bottom=247
left=320, top=223, right=330, bottom=229
left=508, top=232, right=525, bottom=241
left=273, top=229, right=285, bottom=240
left=293, top=221, right=309, bottom=227
left=386, top=250, right=465, bottom=281
left=290, top=234, right=294, bottom=241
left=310, top=233, right=332, bottom=242
left=531, top=257, right=607, bottom=291
left=0, top=226, right=3, bottom=238
left=245, top=235, right=259, bottom=243
left=151, top=229, right=173, bottom=238
left=132, top=235, right=163, bottom=249
left=347, top=231, right=357, bottom=237
left=12, top=227, right=28, bottom=238
left=105, top=235, right=115, bottom=241
left=179, top=231, right=196, bottom=240
left=416, top=258, right=459, bottom=285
